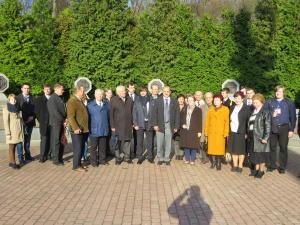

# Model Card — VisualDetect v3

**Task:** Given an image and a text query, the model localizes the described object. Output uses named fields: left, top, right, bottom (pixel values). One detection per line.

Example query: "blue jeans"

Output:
left=16, top=143, right=24, bottom=162
left=184, top=148, right=197, bottom=162
left=82, top=134, right=89, bottom=160
left=23, top=124, right=33, bottom=158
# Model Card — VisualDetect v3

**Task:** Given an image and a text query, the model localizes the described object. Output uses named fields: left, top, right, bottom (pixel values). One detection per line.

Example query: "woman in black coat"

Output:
left=180, top=95, right=202, bottom=165
left=228, top=91, right=251, bottom=173
left=247, top=94, right=271, bottom=178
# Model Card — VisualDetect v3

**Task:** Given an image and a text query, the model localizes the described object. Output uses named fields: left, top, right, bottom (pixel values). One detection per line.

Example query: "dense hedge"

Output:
left=0, top=0, right=299, bottom=105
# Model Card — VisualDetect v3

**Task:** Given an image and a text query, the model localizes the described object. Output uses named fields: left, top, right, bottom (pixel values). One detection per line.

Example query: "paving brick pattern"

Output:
left=0, top=143, right=300, bottom=225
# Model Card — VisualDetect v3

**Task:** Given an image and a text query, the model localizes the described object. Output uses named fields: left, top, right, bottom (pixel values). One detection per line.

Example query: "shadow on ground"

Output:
left=168, top=185, right=212, bottom=225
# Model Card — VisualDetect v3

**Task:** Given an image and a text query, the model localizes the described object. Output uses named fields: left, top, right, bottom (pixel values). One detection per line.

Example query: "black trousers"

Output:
left=269, top=124, right=289, bottom=170
left=136, top=127, right=154, bottom=160
left=116, top=140, right=131, bottom=161
left=50, top=125, right=64, bottom=164
left=130, top=129, right=137, bottom=158
left=40, top=126, right=51, bottom=161
left=71, top=133, right=88, bottom=169
left=90, top=136, right=107, bottom=165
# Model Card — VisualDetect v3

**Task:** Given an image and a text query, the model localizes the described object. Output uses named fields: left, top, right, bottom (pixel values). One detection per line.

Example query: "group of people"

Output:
left=3, top=82, right=299, bottom=177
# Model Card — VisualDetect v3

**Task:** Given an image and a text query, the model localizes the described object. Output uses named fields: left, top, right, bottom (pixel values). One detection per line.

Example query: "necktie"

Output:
left=164, top=98, right=170, bottom=123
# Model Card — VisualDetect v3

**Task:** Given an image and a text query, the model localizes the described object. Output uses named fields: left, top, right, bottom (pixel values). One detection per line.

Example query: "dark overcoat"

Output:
left=179, top=106, right=202, bottom=150
left=34, top=95, right=49, bottom=136
left=109, top=96, right=133, bottom=141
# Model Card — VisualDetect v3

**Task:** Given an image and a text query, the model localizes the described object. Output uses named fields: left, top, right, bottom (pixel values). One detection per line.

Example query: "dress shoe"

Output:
left=165, top=161, right=171, bottom=166
left=255, top=171, right=265, bottom=178
left=237, top=167, right=243, bottom=173
left=39, top=159, right=46, bottom=163
left=137, top=158, right=143, bottom=164
left=126, top=159, right=133, bottom=164
left=249, top=170, right=258, bottom=176
left=73, top=167, right=87, bottom=172
left=115, top=158, right=122, bottom=165
left=19, top=160, right=26, bottom=167
left=147, top=159, right=154, bottom=164
left=25, top=156, right=35, bottom=161
left=157, top=161, right=163, bottom=165
left=267, top=167, right=277, bottom=172
left=9, top=163, right=20, bottom=170
left=81, top=165, right=88, bottom=169
left=278, top=168, right=285, bottom=174
left=231, top=167, right=238, bottom=172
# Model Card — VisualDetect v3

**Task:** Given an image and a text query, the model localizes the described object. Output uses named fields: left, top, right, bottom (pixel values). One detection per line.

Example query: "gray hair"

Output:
left=116, top=85, right=125, bottom=95
left=204, top=92, right=213, bottom=98
left=95, top=89, right=104, bottom=96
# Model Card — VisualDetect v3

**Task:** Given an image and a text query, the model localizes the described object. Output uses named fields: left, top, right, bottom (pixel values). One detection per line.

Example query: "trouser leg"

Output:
left=278, top=125, right=289, bottom=170
left=98, top=137, right=107, bottom=164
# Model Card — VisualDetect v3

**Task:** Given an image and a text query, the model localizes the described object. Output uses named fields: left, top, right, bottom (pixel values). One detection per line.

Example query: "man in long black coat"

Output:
left=47, top=83, right=67, bottom=166
left=110, top=85, right=134, bottom=164
left=34, top=84, right=52, bottom=162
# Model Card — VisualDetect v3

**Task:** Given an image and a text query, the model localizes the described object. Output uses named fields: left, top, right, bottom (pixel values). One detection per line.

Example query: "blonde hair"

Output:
left=252, top=93, right=265, bottom=104
left=7, top=94, right=16, bottom=101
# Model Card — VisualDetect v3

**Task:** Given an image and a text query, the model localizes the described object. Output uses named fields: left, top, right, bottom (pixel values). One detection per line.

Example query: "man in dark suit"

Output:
left=16, top=83, right=36, bottom=161
left=133, top=87, right=154, bottom=164
left=152, top=86, right=180, bottom=165
left=221, top=87, right=235, bottom=109
left=110, top=85, right=134, bottom=165
left=34, top=84, right=52, bottom=163
left=127, top=83, right=138, bottom=159
left=47, top=83, right=67, bottom=166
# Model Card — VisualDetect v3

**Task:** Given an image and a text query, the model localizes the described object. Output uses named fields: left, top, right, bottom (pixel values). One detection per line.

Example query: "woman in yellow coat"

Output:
left=205, top=93, right=229, bottom=170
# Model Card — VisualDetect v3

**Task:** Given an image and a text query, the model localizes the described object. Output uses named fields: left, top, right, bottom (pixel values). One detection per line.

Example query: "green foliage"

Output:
left=0, top=0, right=299, bottom=104
left=0, top=0, right=62, bottom=95
left=62, top=0, right=135, bottom=90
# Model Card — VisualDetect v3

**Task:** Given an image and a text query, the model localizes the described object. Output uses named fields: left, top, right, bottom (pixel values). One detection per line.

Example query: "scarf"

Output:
left=140, top=96, right=149, bottom=107
left=7, top=103, right=20, bottom=113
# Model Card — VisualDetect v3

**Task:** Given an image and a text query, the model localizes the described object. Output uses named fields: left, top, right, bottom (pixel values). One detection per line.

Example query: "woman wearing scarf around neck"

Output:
left=205, top=93, right=229, bottom=170
left=3, top=94, right=24, bottom=169
left=179, top=95, right=202, bottom=165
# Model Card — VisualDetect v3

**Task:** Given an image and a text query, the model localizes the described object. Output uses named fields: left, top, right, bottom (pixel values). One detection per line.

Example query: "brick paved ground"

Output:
left=0, top=141, right=300, bottom=225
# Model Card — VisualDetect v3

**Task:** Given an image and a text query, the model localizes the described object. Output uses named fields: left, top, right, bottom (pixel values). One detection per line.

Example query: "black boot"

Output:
left=255, top=171, right=265, bottom=178
left=249, top=169, right=258, bottom=176
left=216, top=156, right=221, bottom=171
left=209, top=156, right=215, bottom=169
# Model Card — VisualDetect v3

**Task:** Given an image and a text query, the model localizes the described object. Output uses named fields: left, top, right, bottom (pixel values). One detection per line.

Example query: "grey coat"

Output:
left=248, top=109, right=271, bottom=153
left=133, top=96, right=156, bottom=130
left=151, top=96, right=180, bottom=133
left=47, top=93, right=66, bottom=126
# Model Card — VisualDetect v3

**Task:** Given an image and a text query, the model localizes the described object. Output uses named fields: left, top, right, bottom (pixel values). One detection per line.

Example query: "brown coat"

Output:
left=3, top=107, right=24, bottom=144
left=67, top=95, right=89, bottom=133
left=205, top=105, right=229, bottom=155
left=179, top=106, right=202, bottom=150
left=109, top=96, right=133, bottom=141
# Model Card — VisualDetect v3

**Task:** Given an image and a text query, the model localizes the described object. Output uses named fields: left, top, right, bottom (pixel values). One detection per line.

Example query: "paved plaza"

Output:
left=0, top=140, right=300, bottom=225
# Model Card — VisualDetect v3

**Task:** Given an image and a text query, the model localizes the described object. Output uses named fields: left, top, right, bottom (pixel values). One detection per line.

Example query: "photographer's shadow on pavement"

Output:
left=168, top=185, right=212, bottom=225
